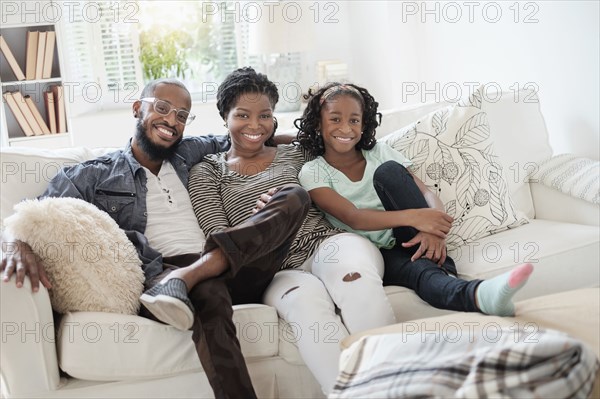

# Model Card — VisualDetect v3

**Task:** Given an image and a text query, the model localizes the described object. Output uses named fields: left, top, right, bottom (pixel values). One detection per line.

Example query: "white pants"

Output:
left=263, top=233, right=396, bottom=394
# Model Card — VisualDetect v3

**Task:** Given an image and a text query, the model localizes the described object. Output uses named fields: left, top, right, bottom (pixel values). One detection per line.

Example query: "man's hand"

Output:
left=1, top=236, right=51, bottom=292
left=252, top=187, right=281, bottom=214
left=272, top=128, right=297, bottom=145
left=402, top=232, right=447, bottom=265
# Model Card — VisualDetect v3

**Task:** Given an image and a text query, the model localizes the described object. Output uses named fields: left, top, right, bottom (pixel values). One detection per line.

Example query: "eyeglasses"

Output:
left=140, top=97, right=196, bottom=125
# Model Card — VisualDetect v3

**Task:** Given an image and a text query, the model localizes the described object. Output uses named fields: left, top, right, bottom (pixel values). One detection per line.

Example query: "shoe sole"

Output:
left=140, top=293, right=194, bottom=331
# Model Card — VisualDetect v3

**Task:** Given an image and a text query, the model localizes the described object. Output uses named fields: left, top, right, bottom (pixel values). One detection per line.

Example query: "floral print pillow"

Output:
left=381, top=87, right=528, bottom=250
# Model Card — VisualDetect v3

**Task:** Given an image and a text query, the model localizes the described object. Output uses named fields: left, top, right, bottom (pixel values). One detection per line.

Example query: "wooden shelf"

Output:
left=9, top=132, right=69, bottom=143
left=2, top=77, right=62, bottom=87
left=1, top=20, right=72, bottom=148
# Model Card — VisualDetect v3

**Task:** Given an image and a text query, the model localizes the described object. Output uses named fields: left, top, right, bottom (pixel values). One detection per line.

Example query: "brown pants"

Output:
left=140, top=185, right=310, bottom=399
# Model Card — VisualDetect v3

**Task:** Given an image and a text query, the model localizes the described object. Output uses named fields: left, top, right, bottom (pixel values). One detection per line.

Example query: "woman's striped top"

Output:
left=188, top=144, right=340, bottom=269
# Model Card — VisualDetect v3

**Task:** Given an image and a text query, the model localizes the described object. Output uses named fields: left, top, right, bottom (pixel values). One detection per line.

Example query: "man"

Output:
left=1, top=78, right=309, bottom=399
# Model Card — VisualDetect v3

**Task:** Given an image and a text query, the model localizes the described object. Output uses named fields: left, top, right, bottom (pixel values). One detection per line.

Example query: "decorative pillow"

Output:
left=3, top=197, right=144, bottom=314
left=381, top=87, right=528, bottom=251
left=536, top=154, right=600, bottom=204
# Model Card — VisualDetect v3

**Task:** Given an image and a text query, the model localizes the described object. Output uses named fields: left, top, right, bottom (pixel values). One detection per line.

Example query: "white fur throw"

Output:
left=4, top=197, right=144, bottom=315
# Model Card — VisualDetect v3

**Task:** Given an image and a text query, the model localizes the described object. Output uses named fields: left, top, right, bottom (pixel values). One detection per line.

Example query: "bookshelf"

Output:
left=1, top=20, right=73, bottom=149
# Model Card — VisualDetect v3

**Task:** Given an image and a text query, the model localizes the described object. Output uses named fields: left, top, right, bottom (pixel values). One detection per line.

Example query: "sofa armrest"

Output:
left=0, top=278, right=60, bottom=396
left=530, top=154, right=599, bottom=226
left=531, top=183, right=600, bottom=226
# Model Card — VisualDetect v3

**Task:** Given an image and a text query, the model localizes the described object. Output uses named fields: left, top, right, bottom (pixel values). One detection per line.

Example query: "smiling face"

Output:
left=132, top=83, right=191, bottom=160
left=320, top=94, right=364, bottom=156
left=225, top=92, right=275, bottom=153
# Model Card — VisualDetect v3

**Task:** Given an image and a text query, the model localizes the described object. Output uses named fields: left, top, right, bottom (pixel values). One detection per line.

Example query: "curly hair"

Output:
left=217, top=67, right=279, bottom=146
left=295, top=82, right=381, bottom=157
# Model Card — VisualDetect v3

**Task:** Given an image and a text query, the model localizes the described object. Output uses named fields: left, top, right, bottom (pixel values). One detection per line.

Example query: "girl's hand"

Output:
left=402, top=232, right=447, bottom=265
left=408, top=208, right=453, bottom=238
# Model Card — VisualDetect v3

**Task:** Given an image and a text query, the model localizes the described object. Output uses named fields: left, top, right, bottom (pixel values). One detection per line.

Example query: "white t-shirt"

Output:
left=143, top=160, right=206, bottom=256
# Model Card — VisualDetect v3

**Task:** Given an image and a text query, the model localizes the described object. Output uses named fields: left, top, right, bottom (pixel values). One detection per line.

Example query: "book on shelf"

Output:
left=35, top=32, right=47, bottom=80
left=11, top=91, right=44, bottom=136
left=24, top=94, right=51, bottom=135
left=25, top=31, right=39, bottom=80
left=3, top=92, right=35, bottom=137
left=50, top=84, right=66, bottom=133
left=44, top=90, right=57, bottom=134
left=42, top=31, right=55, bottom=79
left=0, top=36, right=26, bottom=81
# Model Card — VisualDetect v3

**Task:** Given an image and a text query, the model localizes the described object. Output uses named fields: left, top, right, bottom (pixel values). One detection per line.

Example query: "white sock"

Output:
left=476, top=263, right=534, bottom=316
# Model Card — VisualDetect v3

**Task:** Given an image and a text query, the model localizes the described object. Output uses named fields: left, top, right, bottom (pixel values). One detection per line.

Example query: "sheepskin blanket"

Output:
left=3, top=197, right=144, bottom=315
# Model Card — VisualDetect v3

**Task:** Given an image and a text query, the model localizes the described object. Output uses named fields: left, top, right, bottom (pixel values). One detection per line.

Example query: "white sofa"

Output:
left=1, top=90, right=599, bottom=398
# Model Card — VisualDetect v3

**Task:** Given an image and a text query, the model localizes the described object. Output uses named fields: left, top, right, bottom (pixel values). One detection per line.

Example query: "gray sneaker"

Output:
left=140, top=278, right=195, bottom=330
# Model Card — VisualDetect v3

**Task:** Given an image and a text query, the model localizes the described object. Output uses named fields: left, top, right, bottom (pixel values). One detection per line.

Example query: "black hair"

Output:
left=295, top=82, right=381, bottom=157
left=140, top=78, right=190, bottom=100
left=217, top=67, right=279, bottom=146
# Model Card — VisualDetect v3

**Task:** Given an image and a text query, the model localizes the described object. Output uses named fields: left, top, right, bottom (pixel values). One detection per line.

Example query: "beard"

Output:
left=135, top=118, right=181, bottom=161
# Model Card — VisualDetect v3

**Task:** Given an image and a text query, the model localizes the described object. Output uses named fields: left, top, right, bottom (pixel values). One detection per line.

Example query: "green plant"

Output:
left=139, top=29, right=193, bottom=81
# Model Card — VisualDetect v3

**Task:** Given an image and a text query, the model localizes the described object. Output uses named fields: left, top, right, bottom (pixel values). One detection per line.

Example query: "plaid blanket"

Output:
left=330, top=327, right=599, bottom=398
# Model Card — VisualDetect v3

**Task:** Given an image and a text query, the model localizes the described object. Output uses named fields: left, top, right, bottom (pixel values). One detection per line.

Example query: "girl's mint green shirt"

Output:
left=299, top=142, right=412, bottom=249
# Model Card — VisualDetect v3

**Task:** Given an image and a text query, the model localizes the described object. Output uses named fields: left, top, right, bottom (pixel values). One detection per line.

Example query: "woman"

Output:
left=188, top=67, right=396, bottom=394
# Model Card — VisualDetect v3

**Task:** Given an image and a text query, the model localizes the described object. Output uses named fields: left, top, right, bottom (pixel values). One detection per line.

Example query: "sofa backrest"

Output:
left=376, top=89, right=553, bottom=219
left=0, top=89, right=552, bottom=223
left=1, top=147, right=113, bottom=223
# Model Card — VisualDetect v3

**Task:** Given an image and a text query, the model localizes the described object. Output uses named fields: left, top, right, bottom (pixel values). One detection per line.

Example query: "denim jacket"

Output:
left=42, top=135, right=229, bottom=283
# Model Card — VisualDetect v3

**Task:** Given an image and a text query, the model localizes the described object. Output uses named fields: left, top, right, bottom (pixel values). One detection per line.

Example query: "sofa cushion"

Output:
left=4, top=197, right=145, bottom=315
left=381, top=87, right=527, bottom=250
left=57, top=303, right=280, bottom=381
left=385, top=219, right=600, bottom=322
left=481, top=88, right=553, bottom=218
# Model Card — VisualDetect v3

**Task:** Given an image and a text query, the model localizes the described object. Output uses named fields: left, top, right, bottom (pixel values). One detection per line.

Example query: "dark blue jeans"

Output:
left=374, top=161, right=480, bottom=312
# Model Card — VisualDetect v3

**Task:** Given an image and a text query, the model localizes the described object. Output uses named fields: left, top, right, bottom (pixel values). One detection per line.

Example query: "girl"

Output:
left=297, top=83, right=533, bottom=317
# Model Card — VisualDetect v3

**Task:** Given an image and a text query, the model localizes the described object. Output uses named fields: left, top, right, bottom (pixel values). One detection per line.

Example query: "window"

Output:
left=60, top=1, right=301, bottom=113
left=61, top=1, right=143, bottom=113
left=137, top=1, right=245, bottom=96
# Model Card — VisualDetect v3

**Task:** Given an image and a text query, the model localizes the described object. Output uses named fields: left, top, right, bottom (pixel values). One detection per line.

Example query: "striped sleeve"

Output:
left=188, top=156, right=230, bottom=236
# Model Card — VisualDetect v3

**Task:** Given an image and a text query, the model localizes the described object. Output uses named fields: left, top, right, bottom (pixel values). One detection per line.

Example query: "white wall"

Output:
left=70, top=1, right=598, bottom=160
left=347, top=0, right=599, bottom=159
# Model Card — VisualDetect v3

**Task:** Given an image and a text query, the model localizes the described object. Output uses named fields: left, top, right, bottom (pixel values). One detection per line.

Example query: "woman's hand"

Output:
left=252, top=187, right=281, bottom=214
left=407, top=208, right=453, bottom=238
left=1, top=236, right=51, bottom=292
left=402, top=232, right=447, bottom=265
